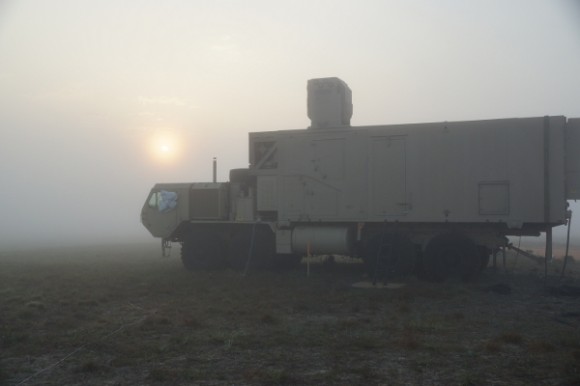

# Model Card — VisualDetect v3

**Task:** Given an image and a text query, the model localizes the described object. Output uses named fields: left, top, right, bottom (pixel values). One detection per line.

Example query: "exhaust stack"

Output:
left=213, top=157, right=217, bottom=183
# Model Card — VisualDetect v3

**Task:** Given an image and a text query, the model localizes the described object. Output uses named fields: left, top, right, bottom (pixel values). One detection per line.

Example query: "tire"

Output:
left=362, top=232, right=417, bottom=281
left=181, top=230, right=226, bottom=271
left=422, top=233, right=480, bottom=281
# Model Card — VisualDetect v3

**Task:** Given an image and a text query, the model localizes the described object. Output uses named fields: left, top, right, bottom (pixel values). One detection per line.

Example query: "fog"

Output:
left=1, top=1, right=580, bottom=249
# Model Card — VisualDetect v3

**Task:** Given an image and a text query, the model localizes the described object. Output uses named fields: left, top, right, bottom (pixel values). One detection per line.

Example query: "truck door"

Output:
left=141, top=189, right=180, bottom=239
left=371, top=136, right=408, bottom=216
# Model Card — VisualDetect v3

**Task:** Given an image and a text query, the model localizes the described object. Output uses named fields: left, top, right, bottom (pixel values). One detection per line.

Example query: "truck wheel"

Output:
left=181, top=231, right=226, bottom=270
left=422, top=233, right=480, bottom=281
left=363, top=233, right=417, bottom=281
left=228, top=225, right=275, bottom=271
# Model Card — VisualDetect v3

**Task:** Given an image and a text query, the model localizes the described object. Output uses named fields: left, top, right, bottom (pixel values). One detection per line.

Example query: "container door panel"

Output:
left=371, top=136, right=407, bottom=216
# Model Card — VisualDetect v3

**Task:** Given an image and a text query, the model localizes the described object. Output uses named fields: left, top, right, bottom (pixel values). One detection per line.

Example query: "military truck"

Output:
left=141, top=77, right=580, bottom=280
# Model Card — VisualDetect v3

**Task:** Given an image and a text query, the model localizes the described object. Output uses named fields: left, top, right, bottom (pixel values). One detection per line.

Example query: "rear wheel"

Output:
left=362, top=232, right=417, bottom=281
left=181, top=230, right=226, bottom=270
left=422, top=233, right=480, bottom=281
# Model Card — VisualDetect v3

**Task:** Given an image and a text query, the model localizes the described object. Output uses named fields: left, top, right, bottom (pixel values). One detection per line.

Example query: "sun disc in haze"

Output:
left=146, top=130, right=183, bottom=164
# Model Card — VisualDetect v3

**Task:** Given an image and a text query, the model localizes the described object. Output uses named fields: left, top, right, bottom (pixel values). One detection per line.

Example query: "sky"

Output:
left=0, top=0, right=579, bottom=248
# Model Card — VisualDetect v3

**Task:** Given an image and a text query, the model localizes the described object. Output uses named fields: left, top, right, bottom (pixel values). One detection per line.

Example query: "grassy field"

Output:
left=1, top=243, right=579, bottom=385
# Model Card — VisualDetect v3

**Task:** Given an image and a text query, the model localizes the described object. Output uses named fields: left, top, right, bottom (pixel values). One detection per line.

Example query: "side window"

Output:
left=148, top=191, right=178, bottom=212
left=148, top=192, right=159, bottom=208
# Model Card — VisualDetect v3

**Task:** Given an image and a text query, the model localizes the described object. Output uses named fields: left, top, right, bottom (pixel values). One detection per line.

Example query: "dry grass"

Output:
left=0, top=243, right=580, bottom=385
